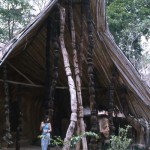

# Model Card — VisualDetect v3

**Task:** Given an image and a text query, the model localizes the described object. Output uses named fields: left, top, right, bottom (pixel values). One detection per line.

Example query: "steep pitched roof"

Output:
left=0, top=0, right=149, bottom=121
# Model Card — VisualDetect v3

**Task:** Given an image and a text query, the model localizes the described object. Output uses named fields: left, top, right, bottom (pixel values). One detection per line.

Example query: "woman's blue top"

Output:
left=42, top=123, right=49, bottom=135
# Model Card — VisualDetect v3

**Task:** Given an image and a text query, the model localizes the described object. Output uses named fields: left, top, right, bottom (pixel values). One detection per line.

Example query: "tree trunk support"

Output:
left=59, top=5, right=77, bottom=150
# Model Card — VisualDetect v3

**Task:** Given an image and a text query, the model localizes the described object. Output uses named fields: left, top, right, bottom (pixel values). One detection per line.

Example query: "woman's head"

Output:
left=44, top=115, right=50, bottom=123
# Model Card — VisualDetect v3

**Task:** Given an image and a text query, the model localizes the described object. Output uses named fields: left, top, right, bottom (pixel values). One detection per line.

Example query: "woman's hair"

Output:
left=43, top=115, right=50, bottom=123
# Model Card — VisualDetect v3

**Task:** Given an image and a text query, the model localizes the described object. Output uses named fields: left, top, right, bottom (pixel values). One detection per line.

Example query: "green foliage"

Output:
left=50, top=136, right=63, bottom=147
left=109, top=125, right=132, bottom=150
left=70, top=131, right=99, bottom=147
left=38, top=131, right=99, bottom=148
left=0, top=0, right=34, bottom=42
left=107, top=0, right=150, bottom=68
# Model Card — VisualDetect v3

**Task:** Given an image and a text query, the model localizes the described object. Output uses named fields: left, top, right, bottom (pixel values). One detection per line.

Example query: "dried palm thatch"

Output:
left=0, top=0, right=150, bottom=147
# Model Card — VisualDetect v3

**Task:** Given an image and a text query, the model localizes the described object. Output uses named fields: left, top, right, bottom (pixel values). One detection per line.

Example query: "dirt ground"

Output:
left=6, top=146, right=58, bottom=150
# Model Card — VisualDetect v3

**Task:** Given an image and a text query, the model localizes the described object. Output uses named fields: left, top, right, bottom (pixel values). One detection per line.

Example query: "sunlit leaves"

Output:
left=109, top=126, right=132, bottom=150
left=107, top=0, right=150, bottom=67
left=0, top=0, right=33, bottom=42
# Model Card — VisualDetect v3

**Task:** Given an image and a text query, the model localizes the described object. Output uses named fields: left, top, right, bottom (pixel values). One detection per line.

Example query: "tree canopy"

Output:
left=0, top=0, right=34, bottom=43
left=0, top=0, right=149, bottom=71
left=107, top=0, right=150, bottom=69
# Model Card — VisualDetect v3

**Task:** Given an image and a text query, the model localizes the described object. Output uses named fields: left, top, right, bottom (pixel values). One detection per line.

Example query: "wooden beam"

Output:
left=7, top=62, right=35, bottom=84
left=62, top=0, right=82, bottom=5
left=0, top=79, right=108, bottom=90
left=0, top=79, right=43, bottom=87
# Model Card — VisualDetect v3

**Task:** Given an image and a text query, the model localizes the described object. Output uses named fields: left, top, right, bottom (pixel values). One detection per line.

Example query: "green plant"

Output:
left=38, top=131, right=99, bottom=148
left=50, top=136, right=63, bottom=147
left=109, top=125, right=132, bottom=150
left=70, top=131, right=99, bottom=148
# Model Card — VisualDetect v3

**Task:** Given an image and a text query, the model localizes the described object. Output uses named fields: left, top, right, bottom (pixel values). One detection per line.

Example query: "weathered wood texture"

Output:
left=69, top=0, right=87, bottom=149
left=49, top=17, right=59, bottom=118
left=85, top=0, right=100, bottom=149
left=15, top=85, right=23, bottom=150
left=3, top=64, right=12, bottom=145
left=0, top=0, right=149, bottom=148
left=108, top=68, right=116, bottom=136
left=44, top=18, right=51, bottom=116
left=59, top=5, right=77, bottom=150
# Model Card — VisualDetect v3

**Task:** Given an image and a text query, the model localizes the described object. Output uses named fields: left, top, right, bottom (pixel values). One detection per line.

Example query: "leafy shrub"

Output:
left=109, top=125, right=132, bottom=150
left=38, top=131, right=99, bottom=148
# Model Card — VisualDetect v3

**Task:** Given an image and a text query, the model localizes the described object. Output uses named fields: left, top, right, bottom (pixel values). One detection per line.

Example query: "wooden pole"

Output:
left=69, top=0, right=87, bottom=149
left=48, top=15, right=59, bottom=118
left=44, top=17, right=51, bottom=116
left=84, top=0, right=100, bottom=149
left=3, top=64, right=13, bottom=145
left=108, top=67, right=116, bottom=137
left=120, top=85, right=130, bottom=116
left=79, top=0, right=84, bottom=78
left=59, top=5, right=78, bottom=150
left=15, top=85, right=23, bottom=150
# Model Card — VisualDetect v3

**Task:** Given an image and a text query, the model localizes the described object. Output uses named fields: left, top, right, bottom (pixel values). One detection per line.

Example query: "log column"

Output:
left=84, top=0, right=100, bottom=149
left=44, top=17, right=52, bottom=117
left=120, top=85, right=130, bottom=116
left=49, top=14, right=59, bottom=119
left=108, top=68, right=116, bottom=137
left=59, top=5, right=77, bottom=150
left=69, top=0, right=87, bottom=149
left=15, top=85, right=23, bottom=150
left=3, top=64, right=12, bottom=145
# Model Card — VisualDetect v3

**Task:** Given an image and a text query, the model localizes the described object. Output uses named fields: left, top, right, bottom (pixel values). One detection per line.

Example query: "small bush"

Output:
left=109, top=125, right=132, bottom=150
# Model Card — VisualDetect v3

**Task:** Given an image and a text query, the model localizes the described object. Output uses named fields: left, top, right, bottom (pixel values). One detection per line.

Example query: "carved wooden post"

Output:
left=120, top=85, right=130, bottom=116
left=69, top=0, right=87, bottom=150
left=79, top=0, right=84, bottom=77
left=59, top=5, right=77, bottom=150
left=48, top=14, right=59, bottom=119
left=3, top=64, right=12, bottom=145
left=15, top=85, right=23, bottom=150
left=147, top=122, right=150, bottom=148
left=108, top=68, right=116, bottom=137
left=44, top=17, right=52, bottom=117
left=84, top=0, right=100, bottom=149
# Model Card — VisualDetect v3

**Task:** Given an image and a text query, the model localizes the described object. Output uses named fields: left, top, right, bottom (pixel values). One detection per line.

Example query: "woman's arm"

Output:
left=40, top=121, right=44, bottom=131
left=48, top=123, right=52, bottom=132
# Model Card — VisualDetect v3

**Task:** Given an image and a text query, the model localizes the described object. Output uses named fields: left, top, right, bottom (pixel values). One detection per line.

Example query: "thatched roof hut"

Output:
left=0, top=0, right=150, bottom=149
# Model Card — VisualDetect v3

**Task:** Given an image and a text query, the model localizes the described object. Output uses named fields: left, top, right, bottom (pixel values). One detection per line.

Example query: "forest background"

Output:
left=0, top=0, right=149, bottom=86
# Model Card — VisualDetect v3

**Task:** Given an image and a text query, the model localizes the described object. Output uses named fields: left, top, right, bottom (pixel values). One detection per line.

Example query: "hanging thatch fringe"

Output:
left=59, top=5, right=77, bottom=150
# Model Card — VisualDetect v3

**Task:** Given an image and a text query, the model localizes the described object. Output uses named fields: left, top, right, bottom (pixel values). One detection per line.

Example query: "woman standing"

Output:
left=40, top=116, right=52, bottom=150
